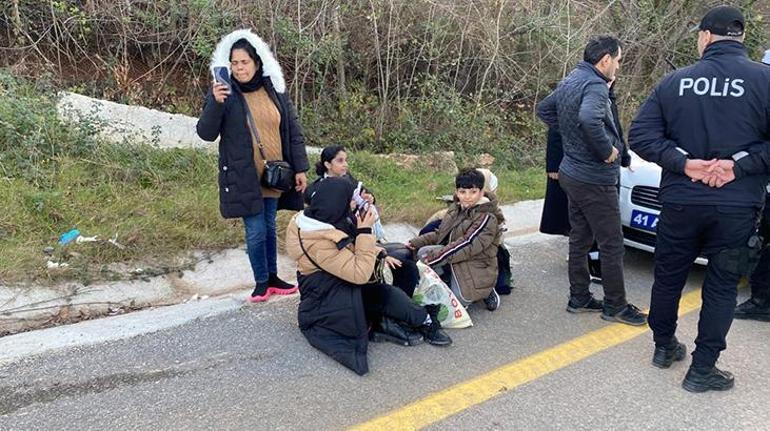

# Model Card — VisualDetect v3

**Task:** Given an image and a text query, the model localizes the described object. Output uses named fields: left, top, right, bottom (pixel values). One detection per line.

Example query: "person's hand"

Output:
left=356, top=207, right=377, bottom=229
left=701, top=159, right=736, bottom=188
left=547, top=172, right=559, bottom=180
left=404, top=242, right=415, bottom=251
left=212, top=82, right=230, bottom=104
left=362, top=192, right=375, bottom=204
left=684, top=159, right=719, bottom=182
left=604, top=147, right=619, bottom=164
left=384, top=256, right=402, bottom=269
left=295, top=172, right=308, bottom=192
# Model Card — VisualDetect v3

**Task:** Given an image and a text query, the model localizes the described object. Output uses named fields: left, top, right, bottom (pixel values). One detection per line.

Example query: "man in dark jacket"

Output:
left=537, top=35, right=647, bottom=326
left=539, top=81, right=631, bottom=282
left=629, top=6, right=770, bottom=392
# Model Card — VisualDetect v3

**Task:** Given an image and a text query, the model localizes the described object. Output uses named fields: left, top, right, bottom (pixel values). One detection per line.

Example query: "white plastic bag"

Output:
left=412, top=262, right=473, bottom=329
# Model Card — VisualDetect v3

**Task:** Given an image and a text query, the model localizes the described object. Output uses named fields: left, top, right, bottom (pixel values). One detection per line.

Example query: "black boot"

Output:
left=682, top=365, right=734, bottom=393
left=370, top=317, right=423, bottom=346
left=420, top=304, right=452, bottom=346
left=734, top=297, right=770, bottom=322
left=652, top=336, right=687, bottom=369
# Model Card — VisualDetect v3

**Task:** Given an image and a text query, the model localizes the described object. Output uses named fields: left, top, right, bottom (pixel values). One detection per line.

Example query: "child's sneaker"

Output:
left=484, top=290, right=500, bottom=311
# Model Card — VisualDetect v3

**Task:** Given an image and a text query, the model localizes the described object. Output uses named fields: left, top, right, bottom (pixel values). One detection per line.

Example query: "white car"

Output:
left=619, top=151, right=707, bottom=264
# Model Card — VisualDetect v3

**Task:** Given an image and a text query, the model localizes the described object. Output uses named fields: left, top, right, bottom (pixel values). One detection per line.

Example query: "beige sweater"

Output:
left=244, top=88, right=283, bottom=198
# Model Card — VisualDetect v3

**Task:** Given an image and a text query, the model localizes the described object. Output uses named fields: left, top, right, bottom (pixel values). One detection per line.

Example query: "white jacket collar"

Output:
left=295, top=212, right=336, bottom=232
left=210, top=29, right=286, bottom=94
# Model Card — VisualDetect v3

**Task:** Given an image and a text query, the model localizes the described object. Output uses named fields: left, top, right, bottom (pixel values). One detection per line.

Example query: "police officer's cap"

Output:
left=698, top=5, right=745, bottom=37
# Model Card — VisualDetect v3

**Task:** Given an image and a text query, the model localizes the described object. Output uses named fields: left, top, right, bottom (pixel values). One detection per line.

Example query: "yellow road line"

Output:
left=351, top=289, right=703, bottom=431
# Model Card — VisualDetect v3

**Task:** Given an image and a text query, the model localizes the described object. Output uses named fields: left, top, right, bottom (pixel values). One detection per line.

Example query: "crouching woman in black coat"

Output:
left=285, top=178, right=451, bottom=375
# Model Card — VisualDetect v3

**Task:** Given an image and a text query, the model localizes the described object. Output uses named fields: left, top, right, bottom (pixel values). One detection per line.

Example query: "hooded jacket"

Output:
left=409, top=195, right=501, bottom=303
left=284, top=210, right=382, bottom=376
left=196, top=29, right=309, bottom=218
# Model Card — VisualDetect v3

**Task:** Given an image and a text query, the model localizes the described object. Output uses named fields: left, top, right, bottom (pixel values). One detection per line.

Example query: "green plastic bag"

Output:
left=411, top=262, right=473, bottom=329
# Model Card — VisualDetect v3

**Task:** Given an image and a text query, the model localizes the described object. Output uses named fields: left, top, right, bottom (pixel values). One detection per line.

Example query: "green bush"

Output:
left=301, top=79, right=546, bottom=168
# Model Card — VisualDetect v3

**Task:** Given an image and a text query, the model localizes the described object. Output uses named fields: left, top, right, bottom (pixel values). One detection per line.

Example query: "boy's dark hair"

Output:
left=455, top=168, right=485, bottom=190
left=583, top=35, right=622, bottom=65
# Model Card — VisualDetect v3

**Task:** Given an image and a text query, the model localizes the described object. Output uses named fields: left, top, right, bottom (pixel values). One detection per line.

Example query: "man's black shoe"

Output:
left=652, top=337, right=687, bottom=369
left=421, top=305, right=452, bottom=346
left=601, top=303, right=648, bottom=326
left=682, top=366, right=734, bottom=393
left=566, top=296, right=603, bottom=313
left=734, top=297, right=770, bottom=322
left=370, top=317, right=423, bottom=346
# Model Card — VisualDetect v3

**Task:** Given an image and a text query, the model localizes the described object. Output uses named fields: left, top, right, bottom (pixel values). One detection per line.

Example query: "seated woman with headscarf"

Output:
left=285, top=178, right=451, bottom=376
left=305, top=144, right=420, bottom=297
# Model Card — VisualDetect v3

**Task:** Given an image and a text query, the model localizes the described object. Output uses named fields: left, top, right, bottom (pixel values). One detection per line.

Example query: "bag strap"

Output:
left=240, top=94, right=268, bottom=162
left=297, top=227, right=325, bottom=273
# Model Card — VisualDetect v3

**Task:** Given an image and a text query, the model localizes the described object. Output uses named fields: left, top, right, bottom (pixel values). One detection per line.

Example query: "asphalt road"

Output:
left=1, top=235, right=768, bottom=431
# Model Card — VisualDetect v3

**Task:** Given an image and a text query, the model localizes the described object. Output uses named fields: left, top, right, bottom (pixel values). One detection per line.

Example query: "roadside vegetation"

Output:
left=0, top=73, right=543, bottom=285
left=2, top=1, right=767, bottom=168
left=2, top=1, right=766, bottom=285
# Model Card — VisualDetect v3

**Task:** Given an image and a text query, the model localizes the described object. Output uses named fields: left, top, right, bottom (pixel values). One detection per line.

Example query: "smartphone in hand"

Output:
left=357, top=201, right=371, bottom=219
left=212, top=66, right=231, bottom=92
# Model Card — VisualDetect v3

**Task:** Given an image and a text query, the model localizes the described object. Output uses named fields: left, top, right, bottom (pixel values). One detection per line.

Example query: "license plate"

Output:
left=630, top=209, right=659, bottom=232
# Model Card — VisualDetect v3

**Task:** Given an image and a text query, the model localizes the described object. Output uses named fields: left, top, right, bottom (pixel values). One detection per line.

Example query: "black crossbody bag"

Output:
left=242, top=96, right=295, bottom=192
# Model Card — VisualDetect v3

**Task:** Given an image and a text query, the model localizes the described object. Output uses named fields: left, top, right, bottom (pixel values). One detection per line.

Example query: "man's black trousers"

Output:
left=650, top=203, right=759, bottom=369
left=559, top=172, right=627, bottom=313
left=749, top=204, right=770, bottom=300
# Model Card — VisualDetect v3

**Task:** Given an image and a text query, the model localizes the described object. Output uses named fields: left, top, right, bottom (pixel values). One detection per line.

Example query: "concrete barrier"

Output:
left=57, top=92, right=214, bottom=150
left=56, top=92, right=323, bottom=156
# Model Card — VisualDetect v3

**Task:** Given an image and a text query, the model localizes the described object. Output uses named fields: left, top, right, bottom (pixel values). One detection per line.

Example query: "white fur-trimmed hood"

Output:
left=210, top=29, right=286, bottom=94
left=295, top=211, right=336, bottom=232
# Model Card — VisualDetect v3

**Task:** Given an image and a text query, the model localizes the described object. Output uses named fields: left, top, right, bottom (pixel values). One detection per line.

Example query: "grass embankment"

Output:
left=0, top=75, right=544, bottom=286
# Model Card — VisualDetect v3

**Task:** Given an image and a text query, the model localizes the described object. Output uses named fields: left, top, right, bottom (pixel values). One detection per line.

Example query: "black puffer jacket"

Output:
left=196, top=29, right=309, bottom=218
left=197, top=82, right=309, bottom=218
left=537, top=61, right=624, bottom=186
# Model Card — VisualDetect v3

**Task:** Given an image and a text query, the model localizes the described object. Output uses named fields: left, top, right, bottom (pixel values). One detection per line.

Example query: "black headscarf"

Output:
left=230, top=39, right=265, bottom=93
left=304, top=177, right=358, bottom=243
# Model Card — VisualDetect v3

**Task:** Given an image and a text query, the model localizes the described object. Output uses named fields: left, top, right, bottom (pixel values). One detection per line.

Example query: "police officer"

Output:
left=629, top=6, right=770, bottom=393
left=735, top=188, right=770, bottom=321
left=734, top=49, right=770, bottom=322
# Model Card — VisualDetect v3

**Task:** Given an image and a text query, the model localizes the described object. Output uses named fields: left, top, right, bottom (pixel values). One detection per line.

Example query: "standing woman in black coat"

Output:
left=196, top=29, right=310, bottom=302
left=539, top=81, right=630, bottom=280
left=539, top=127, right=571, bottom=237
